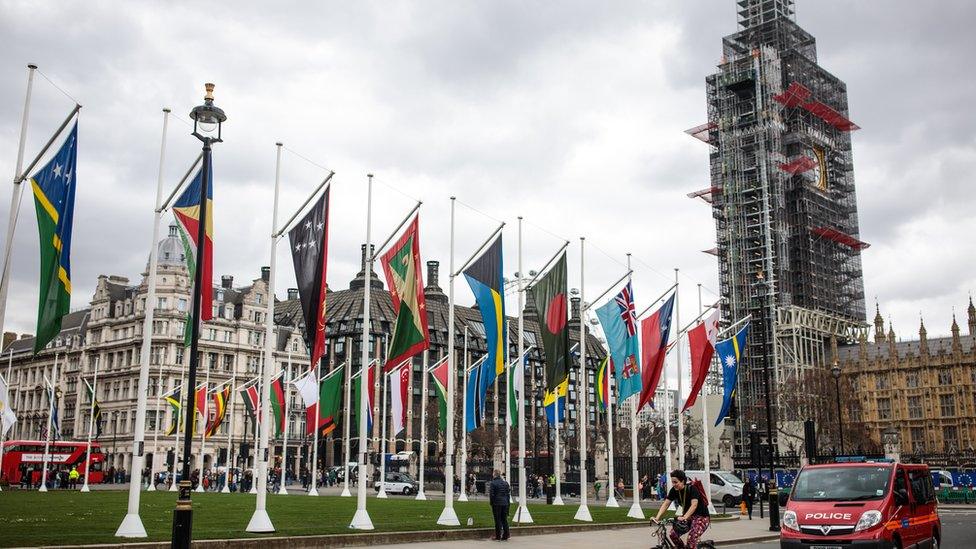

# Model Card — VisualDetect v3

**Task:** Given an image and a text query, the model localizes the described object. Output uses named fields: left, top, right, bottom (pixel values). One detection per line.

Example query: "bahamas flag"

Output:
left=544, top=376, right=568, bottom=425
left=463, top=235, right=506, bottom=414
left=30, top=123, right=78, bottom=353
left=172, top=164, right=214, bottom=323
left=714, top=323, right=749, bottom=427
left=596, top=356, right=610, bottom=412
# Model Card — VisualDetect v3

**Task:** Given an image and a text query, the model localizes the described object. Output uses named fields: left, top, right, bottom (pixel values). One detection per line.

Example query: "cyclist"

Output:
left=652, top=470, right=710, bottom=549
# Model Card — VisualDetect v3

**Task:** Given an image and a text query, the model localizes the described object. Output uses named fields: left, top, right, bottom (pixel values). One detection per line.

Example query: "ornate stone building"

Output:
left=834, top=301, right=976, bottom=457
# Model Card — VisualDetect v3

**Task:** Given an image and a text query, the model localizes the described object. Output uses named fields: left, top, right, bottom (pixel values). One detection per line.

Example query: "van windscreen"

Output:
left=791, top=466, right=891, bottom=501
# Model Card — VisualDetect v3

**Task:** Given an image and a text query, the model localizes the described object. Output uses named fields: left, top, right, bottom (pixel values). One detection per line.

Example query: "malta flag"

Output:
left=683, top=307, right=721, bottom=412
left=172, top=164, right=214, bottom=321
left=391, top=361, right=410, bottom=435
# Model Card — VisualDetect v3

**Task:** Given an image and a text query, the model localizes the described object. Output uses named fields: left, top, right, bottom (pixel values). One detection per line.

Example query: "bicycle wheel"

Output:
left=697, top=541, right=716, bottom=549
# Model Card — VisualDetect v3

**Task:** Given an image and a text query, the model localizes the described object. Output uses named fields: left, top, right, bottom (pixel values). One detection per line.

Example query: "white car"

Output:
left=373, top=471, right=419, bottom=495
left=685, top=470, right=744, bottom=508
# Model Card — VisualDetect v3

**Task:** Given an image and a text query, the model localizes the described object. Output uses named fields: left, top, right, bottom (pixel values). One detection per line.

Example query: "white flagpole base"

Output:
left=627, top=502, right=645, bottom=519
left=574, top=504, right=593, bottom=522
left=377, top=488, right=388, bottom=499
left=513, top=504, right=534, bottom=524
left=169, top=481, right=178, bottom=492
left=349, top=509, right=375, bottom=530
left=276, top=486, right=288, bottom=495
left=220, top=483, right=230, bottom=493
left=195, top=484, right=205, bottom=493
left=415, top=490, right=427, bottom=501
left=147, top=483, right=156, bottom=492
left=80, top=483, right=90, bottom=493
left=605, top=495, right=619, bottom=507
left=436, top=506, right=460, bottom=526
left=246, top=509, right=276, bottom=533
left=249, top=484, right=258, bottom=494
left=707, top=502, right=717, bottom=515
left=307, top=486, right=319, bottom=496
left=39, top=485, right=48, bottom=492
left=115, top=513, right=148, bottom=538
left=553, top=495, right=564, bottom=506
left=340, top=486, right=352, bottom=497
left=458, top=492, right=468, bottom=502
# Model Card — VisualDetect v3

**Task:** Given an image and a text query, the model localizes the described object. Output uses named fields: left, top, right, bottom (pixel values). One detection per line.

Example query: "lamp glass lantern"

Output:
left=189, top=83, right=227, bottom=141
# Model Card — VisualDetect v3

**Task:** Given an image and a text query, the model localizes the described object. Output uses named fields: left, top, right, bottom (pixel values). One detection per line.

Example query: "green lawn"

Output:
left=0, top=491, right=652, bottom=547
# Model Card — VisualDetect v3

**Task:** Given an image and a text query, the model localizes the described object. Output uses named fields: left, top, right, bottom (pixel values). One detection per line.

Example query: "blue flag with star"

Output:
left=714, top=323, right=749, bottom=427
left=30, top=122, right=78, bottom=353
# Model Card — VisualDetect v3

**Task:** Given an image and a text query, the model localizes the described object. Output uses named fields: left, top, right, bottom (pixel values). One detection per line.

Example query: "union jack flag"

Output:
left=615, top=282, right=637, bottom=336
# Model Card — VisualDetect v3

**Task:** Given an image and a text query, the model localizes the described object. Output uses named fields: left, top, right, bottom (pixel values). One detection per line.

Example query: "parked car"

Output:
left=374, top=471, right=419, bottom=495
left=780, top=460, right=940, bottom=548
left=685, top=470, right=744, bottom=508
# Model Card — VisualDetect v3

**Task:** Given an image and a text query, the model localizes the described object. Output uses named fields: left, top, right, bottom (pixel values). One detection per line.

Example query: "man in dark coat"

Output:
left=488, top=469, right=511, bottom=541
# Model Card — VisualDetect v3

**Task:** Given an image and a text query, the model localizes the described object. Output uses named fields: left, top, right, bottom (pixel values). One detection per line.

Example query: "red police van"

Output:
left=781, top=461, right=940, bottom=548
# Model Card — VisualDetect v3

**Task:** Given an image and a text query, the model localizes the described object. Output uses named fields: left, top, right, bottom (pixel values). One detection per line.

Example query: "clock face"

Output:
left=809, top=146, right=828, bottom=191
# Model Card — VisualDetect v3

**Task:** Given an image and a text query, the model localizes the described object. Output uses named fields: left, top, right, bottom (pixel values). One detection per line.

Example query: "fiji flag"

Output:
left=714, top=323, right=749, bottom=427
left=172, top=164, right=214, bottom=321
left=463, top=235, right=506, bottom=410
left=544, top=376, right=568, bottom=425
left=30, top=123, right=78, bottom=353
left=596, top=282, right=641, bottom=404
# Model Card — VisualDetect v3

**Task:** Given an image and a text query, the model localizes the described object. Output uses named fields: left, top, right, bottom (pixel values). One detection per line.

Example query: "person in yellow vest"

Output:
left=68, top=467, right=80, bottom=490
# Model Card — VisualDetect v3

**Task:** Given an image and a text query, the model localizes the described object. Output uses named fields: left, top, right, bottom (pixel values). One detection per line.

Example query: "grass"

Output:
left=0, top=490, right=652, bottom=547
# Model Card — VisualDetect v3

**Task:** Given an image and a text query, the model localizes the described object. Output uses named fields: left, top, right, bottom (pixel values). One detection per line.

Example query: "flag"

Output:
left=530, top=253, right=569, bottom=391
left=391, top=361, right=410, bottom=435
left=714, top=323, right=749, bottom=426
left=464, top=359, right=485, bottom=433
left=172, top=163, right=214, bottom=323
left=84, top=378, right=102, bottom=439
left=0, top=375, right=16, bottom=436
left=46, top=381, right=61, bottom=440
left=596, top=281, right=641, bottom=403
left=596, top=356, right=610, bottom=412
left=291, top=370, right=322, bottom=435
left=270, top=375, right=286, bottom=437
left=684, top=307, right=721, bottom=412
left=205, top=386, right=230, bottom=438
left=288, top=188, right=331, bottom=370
left=507, top=353, right=525, bottom=428
left=636, top=293, right=675, bottom=412
left=239, top=382, right=260, bottom=425
left=544, top=376, right=568, bottom=425
left=317, top=368, right=344, bottom=436
left=430, top=357, right=450, bottom=432
left=462, top=235, right=506, bottom=413
left=380, top=216, right=429, bottom=372
left=165, top=388, right=182, bottom=436
left=30, top=123, right=78, bottom=353
left=194, top=384, right=208, bottom=436
left=352, top=365, right=375, bottom=432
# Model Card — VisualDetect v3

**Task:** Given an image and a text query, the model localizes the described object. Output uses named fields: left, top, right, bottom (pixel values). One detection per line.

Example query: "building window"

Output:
left=910, top=427, right=925, bottom=453
left=256, top=293, right=263, bottom=305
left=943, top=426, right=959, bottom=452
left=905, top=372, right=919, bottom=388
left=875, top=375, right=888, bottom=390
left=877, top=398, right=891, bottom=420
left=175, top=347, right=185, bottom=365
left=157, top=297, right=168, bottom=310
left=907, top=396, right=923, bottom=419
left=177, top=298, right=187, bottom=312
left=938, top=371, right=952, bottom=385
left=939, top=394, right=955, bottom=417
left=223, top=355, right=234, bottom=372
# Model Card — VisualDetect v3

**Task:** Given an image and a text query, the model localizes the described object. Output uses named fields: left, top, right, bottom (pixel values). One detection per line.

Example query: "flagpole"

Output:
left=437, top=196, right=460, bottom=526
left=277, top=348, right=291, bottom=496
left=0, top=64, right=37, bottom=341
left=605, top=350, right=618, bottom=507
left=148, top=358, right=165, bottom=493
left=304, top=366, right=318, bottom=496
left=698, top=284, right=717, bottom=513
left=246, top=142, right=282, bottom=533
left=675, top=268, right=684, bottom=471
left=81, top=359, right=100, bottom=492
left=574, top=237, right=591, bottom=521
left=513, top=216, right=532, bottom=523
left=222, top=367, right=236, bottom=493
left=39, top=352, right=58, bottom=492
left=458, top=327, right=470, bottom=502
left=0, top=350, right=12, bottom=492
left=195, top=376, right=210, bottom=493
left=553, top=390, right=564, bottom=505
left=626, top=255, right=644, bottom=519
left=504, top=320, right=512, bottom=503
left=415, top=349, right=429, bottom=500
left=350, top=174, right=375, bottom=530
left=377, top=366, right=390, bottom=498
left=341, top=339, right=353, bottom=497
left=170, top=359, right=186, bottom=492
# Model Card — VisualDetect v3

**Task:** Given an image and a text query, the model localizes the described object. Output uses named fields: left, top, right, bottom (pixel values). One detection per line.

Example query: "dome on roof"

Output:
left=151, top=222, right=188, bottom=269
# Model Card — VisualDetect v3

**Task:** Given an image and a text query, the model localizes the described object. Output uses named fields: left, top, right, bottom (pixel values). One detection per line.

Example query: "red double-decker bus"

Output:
left=1, top=440, right=105, bottom=485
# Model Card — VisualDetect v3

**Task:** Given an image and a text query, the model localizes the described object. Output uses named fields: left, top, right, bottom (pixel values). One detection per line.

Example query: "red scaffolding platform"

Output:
left=810, top=226, right=870, bottom=250
left=778, top=155, right=817, bottom=175
left=773, top=82, right=860, bottom=131
left=685, top=122, right=717, bottom=144
left=687, top=186, right=722, bottom=204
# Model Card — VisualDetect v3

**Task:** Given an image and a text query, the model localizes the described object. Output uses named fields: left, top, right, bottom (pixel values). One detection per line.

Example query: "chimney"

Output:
left=426, top=261, right=440, bottom=289
left=350, top=244, right=382, bottom=291
left=261, top=266, right=271, bottom=282
left=423, top=260, right=447, bottom=302
left=288, top=288, right=299, bottom=300
left=570, top=293, right=581, bottom=321
left=2, top=331, right=16, bottom=350
left=20, top=333, right=31, bottom=340
left=221, top=275, right=234, bottom=289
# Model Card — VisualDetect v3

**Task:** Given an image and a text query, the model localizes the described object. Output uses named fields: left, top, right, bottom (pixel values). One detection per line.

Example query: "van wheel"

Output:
left=403, top=486, right=413, bottom=495
left=722, top=495, right=735, bottom=508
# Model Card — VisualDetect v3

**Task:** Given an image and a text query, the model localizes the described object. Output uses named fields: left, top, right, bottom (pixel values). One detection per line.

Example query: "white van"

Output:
left=684, top=470, right=744, bottom=508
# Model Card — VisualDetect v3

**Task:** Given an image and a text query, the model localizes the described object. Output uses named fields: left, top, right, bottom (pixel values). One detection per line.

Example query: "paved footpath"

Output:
left=369, top=516, right=778, bottom=548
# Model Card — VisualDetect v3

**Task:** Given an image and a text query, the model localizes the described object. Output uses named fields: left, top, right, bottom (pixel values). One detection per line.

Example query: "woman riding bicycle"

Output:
left=652, top=470, right=710, bottom=549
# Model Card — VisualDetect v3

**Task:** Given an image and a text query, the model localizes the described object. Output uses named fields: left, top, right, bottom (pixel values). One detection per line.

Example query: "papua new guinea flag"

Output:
left=288, top=187, right=331, bottom=371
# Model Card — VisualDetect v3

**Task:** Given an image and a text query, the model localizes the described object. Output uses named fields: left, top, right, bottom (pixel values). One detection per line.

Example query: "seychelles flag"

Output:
left=172, top=164, right=214, bottom=321
left=714, top=323, right=749, bottom=426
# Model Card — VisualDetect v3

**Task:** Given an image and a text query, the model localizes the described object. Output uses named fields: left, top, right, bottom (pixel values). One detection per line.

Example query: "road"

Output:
left=724, top=507, right=975, bottom=548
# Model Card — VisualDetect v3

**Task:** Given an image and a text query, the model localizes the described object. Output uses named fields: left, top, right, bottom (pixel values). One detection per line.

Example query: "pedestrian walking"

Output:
left=742, top=477, right=756, bottom=520
left=488, top=469, right=511, bottom=541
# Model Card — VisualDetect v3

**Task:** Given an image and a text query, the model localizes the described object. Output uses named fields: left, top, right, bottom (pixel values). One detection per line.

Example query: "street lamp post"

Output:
left=831, top=363, right=844, bottom=455
left=171, top=83, right=226, bottom=549
left=755, top=271, right=780, bottom=532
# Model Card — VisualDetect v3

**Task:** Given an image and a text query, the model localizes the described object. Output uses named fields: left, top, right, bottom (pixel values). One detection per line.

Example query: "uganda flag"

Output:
left=462, top=235, right=505, bottom=415
left=30, top=123, right=78, bottom=353
left=380, top=216, right=429, bottom=372
left=288, top=188, right=331, bottom=371
left=530, top=253, right=569, bottom=392
left=172, top=164, right=214, bottom=322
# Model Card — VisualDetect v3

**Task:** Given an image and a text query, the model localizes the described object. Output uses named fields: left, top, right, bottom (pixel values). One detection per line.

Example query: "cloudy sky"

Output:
left=1, top=0, right=974, bottom=349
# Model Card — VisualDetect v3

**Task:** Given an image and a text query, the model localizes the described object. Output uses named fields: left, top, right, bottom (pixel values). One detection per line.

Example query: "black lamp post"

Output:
left=755, top=270, right=780, bottom=531
left=171, top=83, right=225, bottom=549
left=831, top=363, right=844, bottom=455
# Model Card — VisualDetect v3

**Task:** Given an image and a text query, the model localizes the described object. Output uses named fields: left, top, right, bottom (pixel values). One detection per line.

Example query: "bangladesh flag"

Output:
left=530, top=253, right=570, bottom=391
left=379, top=216, right=429, bottom=372
left=270, top=375, right=286, bottom=437
left=316, top=368, right=343, bottom=436
left=430, top=357, right=449, bottom=432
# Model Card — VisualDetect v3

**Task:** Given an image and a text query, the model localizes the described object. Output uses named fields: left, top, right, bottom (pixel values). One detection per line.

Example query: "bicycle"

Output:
left=649, top=518, right=715, bottom=549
